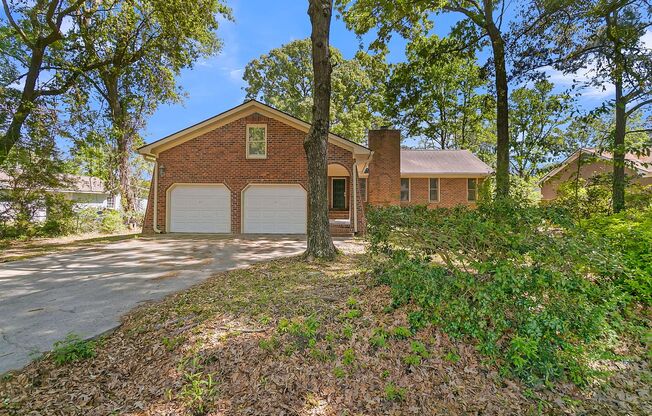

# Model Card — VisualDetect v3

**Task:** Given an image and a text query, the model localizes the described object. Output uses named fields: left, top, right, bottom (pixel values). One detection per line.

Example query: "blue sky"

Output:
left=135, top=1, right=640, bottom=145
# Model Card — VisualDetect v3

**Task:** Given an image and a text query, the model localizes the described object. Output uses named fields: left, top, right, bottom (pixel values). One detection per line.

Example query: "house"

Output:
left=539, top=148, right=652, bottom=201
left=137, top=100, right=492, bottom=236
left=0, top=171, right=124, bottom=222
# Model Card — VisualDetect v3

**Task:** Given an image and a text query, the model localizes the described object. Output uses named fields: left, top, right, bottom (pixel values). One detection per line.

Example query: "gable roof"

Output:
left=539, top=147, right=652, bottom=184
left=400, top=149, right=493, bottom=177
left=137, top=99, right=371, bottom=158
left=0, top=171, right=107, bottom=194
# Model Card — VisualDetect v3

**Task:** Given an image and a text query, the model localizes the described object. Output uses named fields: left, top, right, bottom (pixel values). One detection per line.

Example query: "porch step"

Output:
left=328, top=210, right=350, bottom=220
left=330, top=222, right=354, bottom=237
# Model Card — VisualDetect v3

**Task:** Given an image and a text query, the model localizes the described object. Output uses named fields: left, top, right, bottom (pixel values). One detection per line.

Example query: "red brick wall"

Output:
left=143, top=113, right=355, bottom=233
left=367, top=129, right=401, bottom=206
left=399, top=177, right=483, bottom=208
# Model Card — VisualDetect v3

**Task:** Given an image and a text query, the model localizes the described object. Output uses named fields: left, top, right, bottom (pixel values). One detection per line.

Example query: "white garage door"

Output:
left=169, top=184, right=231, bottom=233
left=243, top=184, right=307, bottom=234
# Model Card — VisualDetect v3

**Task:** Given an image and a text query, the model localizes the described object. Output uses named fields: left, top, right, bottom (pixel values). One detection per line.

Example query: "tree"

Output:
left=0, top=0, right=109, bottom=166
left=72, top=0, right=230, bottom=213
left=509, top=79, right=572, bottom=179
left=304, top=0, right=337, bottom=260
left=517, top=0, right=652, bottom=211
left=385, top=35, right=494, bottom=153
left=339, top=0, right=513, bottom=197
left=243, top=38, right=386, bottom=142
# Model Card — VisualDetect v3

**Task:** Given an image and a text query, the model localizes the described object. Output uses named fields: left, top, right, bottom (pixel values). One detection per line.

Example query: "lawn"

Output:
left=0, top=253, right=649, bottom=415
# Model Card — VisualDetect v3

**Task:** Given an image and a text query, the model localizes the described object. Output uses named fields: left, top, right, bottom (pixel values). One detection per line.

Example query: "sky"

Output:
left=144, top=0, right=637, bottom=148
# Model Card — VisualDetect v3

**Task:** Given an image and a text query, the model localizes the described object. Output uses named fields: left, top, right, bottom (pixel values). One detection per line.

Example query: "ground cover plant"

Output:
left=366, top=200, right=650, bottom=387
left=1, top=252, right=649, bottom=415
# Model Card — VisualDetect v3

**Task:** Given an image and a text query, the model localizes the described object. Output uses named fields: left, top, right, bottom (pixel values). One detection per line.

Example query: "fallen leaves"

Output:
left=0, top=254, right=649, bottom=415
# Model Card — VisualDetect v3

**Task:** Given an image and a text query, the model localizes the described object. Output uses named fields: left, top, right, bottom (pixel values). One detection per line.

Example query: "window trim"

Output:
left=246, top=124, right=267, bottom=159
left=467, top=178, right=478, bottom=202
left=429, top=178, right=440, bottom=203
left=400, top=178, right=411, bottom=202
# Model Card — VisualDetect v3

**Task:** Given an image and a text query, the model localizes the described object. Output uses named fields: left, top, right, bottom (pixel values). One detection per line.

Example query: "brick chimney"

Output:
left=367, top=127, right=401, bottom=205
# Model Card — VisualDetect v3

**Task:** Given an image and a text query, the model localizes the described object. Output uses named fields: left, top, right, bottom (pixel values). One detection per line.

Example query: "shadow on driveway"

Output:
left=0, top=235, right=351, bottom=374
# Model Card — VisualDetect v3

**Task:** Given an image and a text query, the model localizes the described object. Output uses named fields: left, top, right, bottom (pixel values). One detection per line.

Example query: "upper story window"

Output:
left=246, top=124, right=267, bottom=159
left=429, top=178, right=439, bottom=202
left=467, top=178, right=478, bottom=202
left=360, top=178, right=367, bottom=202
left=400, top=178, right=410, bottom=202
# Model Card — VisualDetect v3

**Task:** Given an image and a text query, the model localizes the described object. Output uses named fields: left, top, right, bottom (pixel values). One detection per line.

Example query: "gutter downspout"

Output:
left=152, top=159, right=162, bottom=233
left=352, top=161, right=358, bottom=233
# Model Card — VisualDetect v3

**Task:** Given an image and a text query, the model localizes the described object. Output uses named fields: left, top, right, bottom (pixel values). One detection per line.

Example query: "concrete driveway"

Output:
left=0, top=235, right=355, bottom=374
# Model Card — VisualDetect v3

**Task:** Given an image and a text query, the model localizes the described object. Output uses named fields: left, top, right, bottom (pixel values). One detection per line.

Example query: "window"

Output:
left=107, top=195, right=115, bottom=209
left=246, top=124, right=267, bottom=158
left=360, top=178, right=367, bottom=202
left=429, top=178, right=439, bottom=202
left=400, top=178, right=410, bottom=202
left=467, top=178, right=478, bottom=202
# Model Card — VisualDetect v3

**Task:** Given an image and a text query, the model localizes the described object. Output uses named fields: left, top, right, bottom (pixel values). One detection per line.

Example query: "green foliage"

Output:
left=342, top=348, right=356, bottom=366
left=509, top=80, right=573, bottom=179
left=178, top=357, right=217, bottom=416
left=584, top=208, right=652, bottom=305
left=390, top=326, right=411, bottom=339
left=278, top=316, right=320, bottom=349
left=243, top=38, right=387, bottom=142
left=385, top=35, right=494, bottom=156
left=384, top=382, right=407, bottom=402
left=366, top=201, right=640, bottom=385
left=370, top=328, right=388, bottom=349
left=51, top=333, right=97, bottom=365
left=100, top=209, right=125, bottom=234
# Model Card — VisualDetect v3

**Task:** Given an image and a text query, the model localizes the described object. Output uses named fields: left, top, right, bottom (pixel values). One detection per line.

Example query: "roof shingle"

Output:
left=400, top=149, right=493, bottom=176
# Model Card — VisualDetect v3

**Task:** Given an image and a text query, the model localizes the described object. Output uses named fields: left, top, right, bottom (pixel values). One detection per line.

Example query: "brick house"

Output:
left=138, top=100, right=492, bottom=236
left=539, top=148, right=652, bottom=201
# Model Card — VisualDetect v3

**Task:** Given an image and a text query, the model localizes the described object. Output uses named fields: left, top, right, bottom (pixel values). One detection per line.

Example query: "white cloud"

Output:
left=543, top=64, right=614, bottom=100
left=228, top=68, right=244, bottom=81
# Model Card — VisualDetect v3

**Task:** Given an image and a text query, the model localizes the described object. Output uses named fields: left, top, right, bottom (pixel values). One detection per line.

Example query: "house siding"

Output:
left=399, top=177, right=482, bottom=208
left=541, top=158, right=650, bottom=200
left=143, top=112, right=356, bottom=234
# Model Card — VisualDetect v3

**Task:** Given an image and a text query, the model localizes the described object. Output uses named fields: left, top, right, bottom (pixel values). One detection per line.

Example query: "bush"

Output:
left=366, top=201, right=636, bottom=385
left=100, top=209, right=125, bottom=234
left=39, top=194, right=76, bottom=237
left=584, top=208, right=652, bottom=305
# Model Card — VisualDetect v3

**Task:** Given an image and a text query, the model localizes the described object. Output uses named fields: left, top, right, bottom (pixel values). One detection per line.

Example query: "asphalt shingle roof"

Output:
left=400, top=149, right=493, bottom=175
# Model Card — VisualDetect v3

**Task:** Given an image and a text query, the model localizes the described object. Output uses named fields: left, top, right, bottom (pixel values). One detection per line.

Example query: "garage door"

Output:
left=169, top=184, right=231, bottom=233
left=242, top=184, right=307, bottom=234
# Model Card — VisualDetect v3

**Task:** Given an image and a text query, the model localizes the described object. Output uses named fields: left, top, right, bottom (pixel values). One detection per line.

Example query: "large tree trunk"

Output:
left=612, top=74, right=626, bottom=213
left=304, top=0, right=336, bottom=260
left=0, top=45, right=45, bottom=166
left=104, top=75, right=136, bottom=213
left=485, top=1, right=510, bottom=198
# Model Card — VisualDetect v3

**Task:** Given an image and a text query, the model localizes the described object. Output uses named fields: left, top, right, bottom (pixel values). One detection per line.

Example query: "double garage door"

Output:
left=168, top=184, right=306, bottom=234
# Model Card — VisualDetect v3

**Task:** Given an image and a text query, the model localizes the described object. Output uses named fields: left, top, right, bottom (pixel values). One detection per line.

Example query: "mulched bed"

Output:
left=1, top=254, right=649, bottom=415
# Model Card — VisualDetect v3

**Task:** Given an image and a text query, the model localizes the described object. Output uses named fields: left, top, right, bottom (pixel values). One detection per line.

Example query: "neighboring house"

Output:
left=0, top=171, right=136, bottom=221
left=539, top=148, right=652, bottom=201
left=137, top=100, right=493, bottom=236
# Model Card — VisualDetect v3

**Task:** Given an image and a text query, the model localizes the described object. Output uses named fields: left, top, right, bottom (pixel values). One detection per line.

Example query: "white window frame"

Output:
left=246, top=124, right=267, bottom=159
left=429, top=178, right=440, bottom=203
left=400, top=178, right=410, bottom=202
left=467, top=178, right=478, bottom=202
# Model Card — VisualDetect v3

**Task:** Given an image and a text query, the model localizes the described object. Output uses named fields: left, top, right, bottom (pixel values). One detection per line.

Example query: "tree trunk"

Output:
left=0, top=46, right=45, bottom=166
left=613, top=74, right=626, bottom=213
left=104, top=75, right=136, bottom=213
left=304, top=0, right=336, bottom=260
left=485, top=2, right=510, bottom=198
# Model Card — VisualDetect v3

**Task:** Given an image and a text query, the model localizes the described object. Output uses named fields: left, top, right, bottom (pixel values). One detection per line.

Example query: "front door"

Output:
left=332, top=178, right=346, bottom=210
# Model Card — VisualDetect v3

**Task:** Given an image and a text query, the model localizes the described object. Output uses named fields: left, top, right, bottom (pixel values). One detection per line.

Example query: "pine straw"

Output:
left=1, top=254, right=650, bottom=415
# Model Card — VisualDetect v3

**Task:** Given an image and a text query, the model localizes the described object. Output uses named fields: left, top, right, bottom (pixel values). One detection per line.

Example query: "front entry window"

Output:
left=332, top=178, right=346, bottom=209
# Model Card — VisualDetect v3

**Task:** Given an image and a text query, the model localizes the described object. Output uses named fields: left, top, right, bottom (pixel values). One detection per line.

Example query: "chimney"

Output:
left=367, top=128, right=401, bottom=206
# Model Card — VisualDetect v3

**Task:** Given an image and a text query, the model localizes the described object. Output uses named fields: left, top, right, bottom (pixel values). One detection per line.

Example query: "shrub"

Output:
left=584, top=208, right=652, bottom=305
left=51, top=333, right=97, bottom=365
left=100, top=209, right=125, bottom=234
left=366, top=201, right=634, bottom=385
